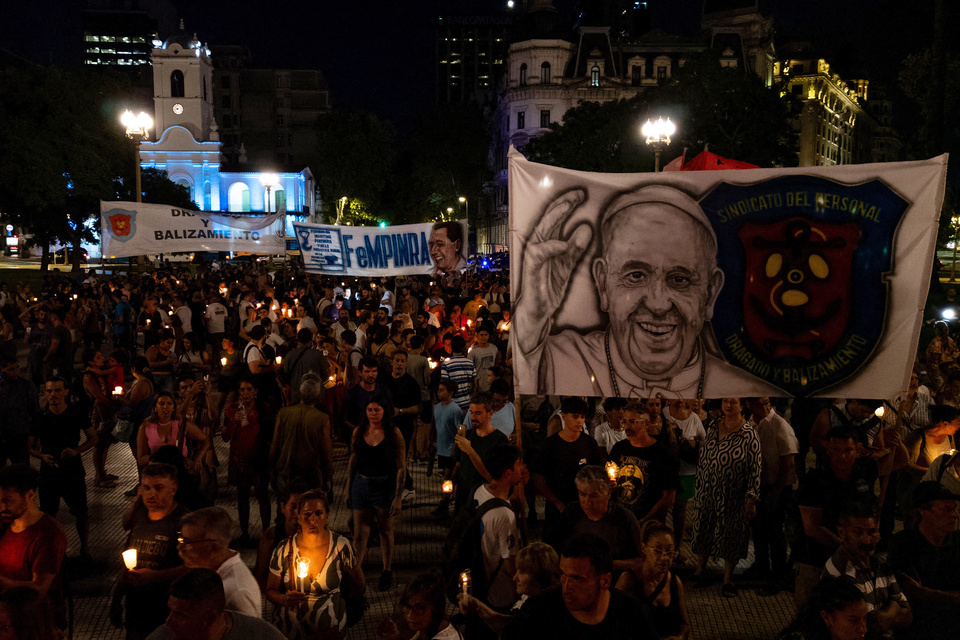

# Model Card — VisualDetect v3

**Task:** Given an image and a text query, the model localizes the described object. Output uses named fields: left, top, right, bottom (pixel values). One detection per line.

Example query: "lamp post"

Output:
left=458, top=195, right=468, bottom=220
left=121, top=110, right=153, bottom=202
left=446, top=207, right=454, bottom=221
left=260, top=173, right=279, bottom=213
left=641, top=117, right=676, bottom=172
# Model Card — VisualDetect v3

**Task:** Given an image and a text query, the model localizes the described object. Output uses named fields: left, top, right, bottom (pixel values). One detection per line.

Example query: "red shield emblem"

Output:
left=739, top=218, right=861, bottom=360
left=110, top=213, right=132, bottom=237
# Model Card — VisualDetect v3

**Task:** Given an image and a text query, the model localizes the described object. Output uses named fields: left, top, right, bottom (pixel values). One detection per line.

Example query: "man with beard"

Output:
left=825, top=501, right=912, bottom=638
left=0, top=464, right=67, bottom=626
left=514, top=185, right=778, bottom=398
left=116, top=463, right=190, bottom=640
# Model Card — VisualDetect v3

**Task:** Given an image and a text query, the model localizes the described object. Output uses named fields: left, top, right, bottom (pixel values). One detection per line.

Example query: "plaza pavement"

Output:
left=50, top=435, right=797, bottom=639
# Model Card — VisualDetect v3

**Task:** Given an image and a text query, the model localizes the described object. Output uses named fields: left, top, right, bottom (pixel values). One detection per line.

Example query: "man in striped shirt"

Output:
left=440, top=334, right=474, bottom=412
left=824, top=501, right=912, bottom=639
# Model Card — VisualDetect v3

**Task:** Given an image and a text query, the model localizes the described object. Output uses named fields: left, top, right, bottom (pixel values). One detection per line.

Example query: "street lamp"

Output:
left=121, top=110, right=153, bottom=202
left=260, top=173, right=279, bottom=213
left=458, top=195, right=468, bottom=219
left=446, top=207, right=454, bottom=221
left=641, top=117, right=676, bottom=172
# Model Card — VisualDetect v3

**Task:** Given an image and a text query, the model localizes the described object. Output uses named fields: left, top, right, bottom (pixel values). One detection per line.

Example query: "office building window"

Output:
left=540, top=110, right=550, bottom=128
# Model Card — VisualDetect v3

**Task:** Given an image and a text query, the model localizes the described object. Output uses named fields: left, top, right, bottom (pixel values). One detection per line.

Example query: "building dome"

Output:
left=163, top=20, right=201, bottom=49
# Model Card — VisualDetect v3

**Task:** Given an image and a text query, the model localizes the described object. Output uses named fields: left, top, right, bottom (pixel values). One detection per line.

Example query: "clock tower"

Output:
left=150, top=21, right=216, bottom=142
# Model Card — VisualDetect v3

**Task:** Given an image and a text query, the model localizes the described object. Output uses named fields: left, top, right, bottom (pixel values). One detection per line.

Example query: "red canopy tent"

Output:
left=662, top=149, right=758, bottom=171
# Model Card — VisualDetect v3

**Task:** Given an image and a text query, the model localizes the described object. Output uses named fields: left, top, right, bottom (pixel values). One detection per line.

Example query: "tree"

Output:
left=391, top=104, right=491, bottom=225
left=524, top=50, right=797, bottom=171
left=312, top=109, right=396, bottom=224
left=0, top=65, right=130, bottom=271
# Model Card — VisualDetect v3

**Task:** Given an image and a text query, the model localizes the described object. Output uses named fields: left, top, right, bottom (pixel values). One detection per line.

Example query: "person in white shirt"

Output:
left=473, top=444, right=525, bottom=610
left=177, top=507, right=262, bottom=618
left=593, top=397, right=628, bottom=455
left=664, top=398, right=705, bottom=551
left=204, top=293, right=228, bottom=344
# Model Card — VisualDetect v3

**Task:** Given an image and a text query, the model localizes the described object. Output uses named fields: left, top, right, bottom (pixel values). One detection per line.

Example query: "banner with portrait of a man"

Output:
left=509, top=149, right=948, bottom=399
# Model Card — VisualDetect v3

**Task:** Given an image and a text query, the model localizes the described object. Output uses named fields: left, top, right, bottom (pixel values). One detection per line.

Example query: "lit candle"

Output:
left=605, top=461, right=619, bottom=482
left=122, top=549, right=137, bottom=570
left=442, top=480, right=454, bottom=494
left=295, top=557, right=310, bottom=578
left=145, top=319, right=151, bottom=327
left=875, top=406, right=885, bottom=418
left=275, top=356, right=282, bottom=365
left=294, top=298, right=299, bottom=305
left=428, top=359, right=438, bottom=370
left=467, top=319, right=473, bottom=327
left=220, top=357, right=228, bottom=367
left=460, top=569, right=472, bottom=595
left=113, top=386, right=123, bottom=397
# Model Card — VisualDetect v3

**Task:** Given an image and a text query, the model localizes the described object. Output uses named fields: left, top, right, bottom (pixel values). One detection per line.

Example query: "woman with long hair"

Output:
left=81, top=348, right=116, bottom=489
left=347, top=396, right=406, bottom=591
left=779, top=576, right=867, bottom=640
left=135, top=391, right=210, bottom=471
left=177, top=332, right=210, bottom=378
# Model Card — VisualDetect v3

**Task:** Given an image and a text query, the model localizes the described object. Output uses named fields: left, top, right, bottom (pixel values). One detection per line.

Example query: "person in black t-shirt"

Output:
left=385, top=350, right=420, bottom=498
left=533, top=397, right=603, bottom=545
left=28, top=377, right=98, bottom=559
left=501, top=533, right=656, bottom=640
left=608, top=401, right=679, bottom=524
left=794, top=426, right=878, bottom=609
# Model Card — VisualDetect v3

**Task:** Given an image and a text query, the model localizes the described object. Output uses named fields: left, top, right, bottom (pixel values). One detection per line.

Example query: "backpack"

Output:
left=441, top=496, right=512, bottom=604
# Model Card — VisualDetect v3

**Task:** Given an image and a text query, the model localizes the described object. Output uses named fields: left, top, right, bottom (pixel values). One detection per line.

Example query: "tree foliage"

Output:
left=312, top=109, right=396, bottom=223
left=525, top=51, right=797, bottom=171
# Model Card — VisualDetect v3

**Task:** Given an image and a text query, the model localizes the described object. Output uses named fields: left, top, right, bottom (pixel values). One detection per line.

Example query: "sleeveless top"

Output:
left=145, top=419, right=188, bottom=456
left=637, top=572, right=683, bottom=639
left=355, top=432, right=396, bottom=478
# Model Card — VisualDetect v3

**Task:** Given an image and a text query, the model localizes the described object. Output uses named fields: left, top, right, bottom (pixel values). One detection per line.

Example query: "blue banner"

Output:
left=293, top=220, right=468, bottom=276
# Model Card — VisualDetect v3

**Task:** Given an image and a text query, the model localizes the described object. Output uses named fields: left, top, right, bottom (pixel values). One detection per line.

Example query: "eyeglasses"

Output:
left=177, top=533, right=218, bottom=547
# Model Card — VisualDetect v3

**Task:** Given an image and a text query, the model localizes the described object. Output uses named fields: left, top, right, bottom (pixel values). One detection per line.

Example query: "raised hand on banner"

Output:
left=515, top=188, right=592, bottom=356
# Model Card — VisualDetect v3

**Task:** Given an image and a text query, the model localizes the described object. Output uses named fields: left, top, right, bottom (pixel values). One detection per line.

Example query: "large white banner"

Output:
left=293, top=220, right=468, bottom=277
left=509, top=149, right=948, bottom=399
left=100, top=202, right=286, bottom=258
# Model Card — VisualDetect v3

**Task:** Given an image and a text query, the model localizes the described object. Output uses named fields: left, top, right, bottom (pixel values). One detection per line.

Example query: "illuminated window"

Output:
left=540, top=61, right=550, bottom=83
left=591, top=66, right=600, bottom=86
left=519, top=63, right=527, bottom=86
left=228, top=183, right=251, bottom=212
left=171, top=70, right=184, bottom=98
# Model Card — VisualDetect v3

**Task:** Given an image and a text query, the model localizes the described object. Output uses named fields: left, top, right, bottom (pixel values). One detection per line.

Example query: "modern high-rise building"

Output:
left=436, top=13, right=513, bottom=105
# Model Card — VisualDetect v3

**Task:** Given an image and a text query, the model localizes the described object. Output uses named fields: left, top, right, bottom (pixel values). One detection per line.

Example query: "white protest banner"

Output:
left=293, top=219, right=468, bottom=277
left=509, top=148, right=948, bottom=399
left=100, top=201, right=286, bottom=258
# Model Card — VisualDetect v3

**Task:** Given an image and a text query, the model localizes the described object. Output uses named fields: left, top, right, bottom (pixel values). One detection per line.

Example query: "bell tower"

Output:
left=150, top=20, right=216, bottom=142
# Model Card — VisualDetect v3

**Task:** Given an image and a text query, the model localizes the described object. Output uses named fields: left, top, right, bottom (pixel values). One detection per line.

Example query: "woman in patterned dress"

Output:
left=266, top=489, right=365, bottom=640
left=690, top=397, right=762, bottom=597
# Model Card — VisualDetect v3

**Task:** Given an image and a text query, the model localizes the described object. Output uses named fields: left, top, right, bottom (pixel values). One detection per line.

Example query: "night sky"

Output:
left=0, top=0, right=951, bottom=125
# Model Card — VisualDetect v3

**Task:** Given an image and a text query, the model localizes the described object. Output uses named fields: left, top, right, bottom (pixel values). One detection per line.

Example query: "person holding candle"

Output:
left=430, top=380, right=464, bottom=519
left=266, top=489, right=364, bottom=640
left=555, top=465, right=643, bottom=578
left=136, top=392, right=211, bottom=477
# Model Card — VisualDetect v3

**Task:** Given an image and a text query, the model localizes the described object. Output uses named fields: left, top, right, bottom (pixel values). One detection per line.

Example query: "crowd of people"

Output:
left=0, top=260, right=957, bottom=640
